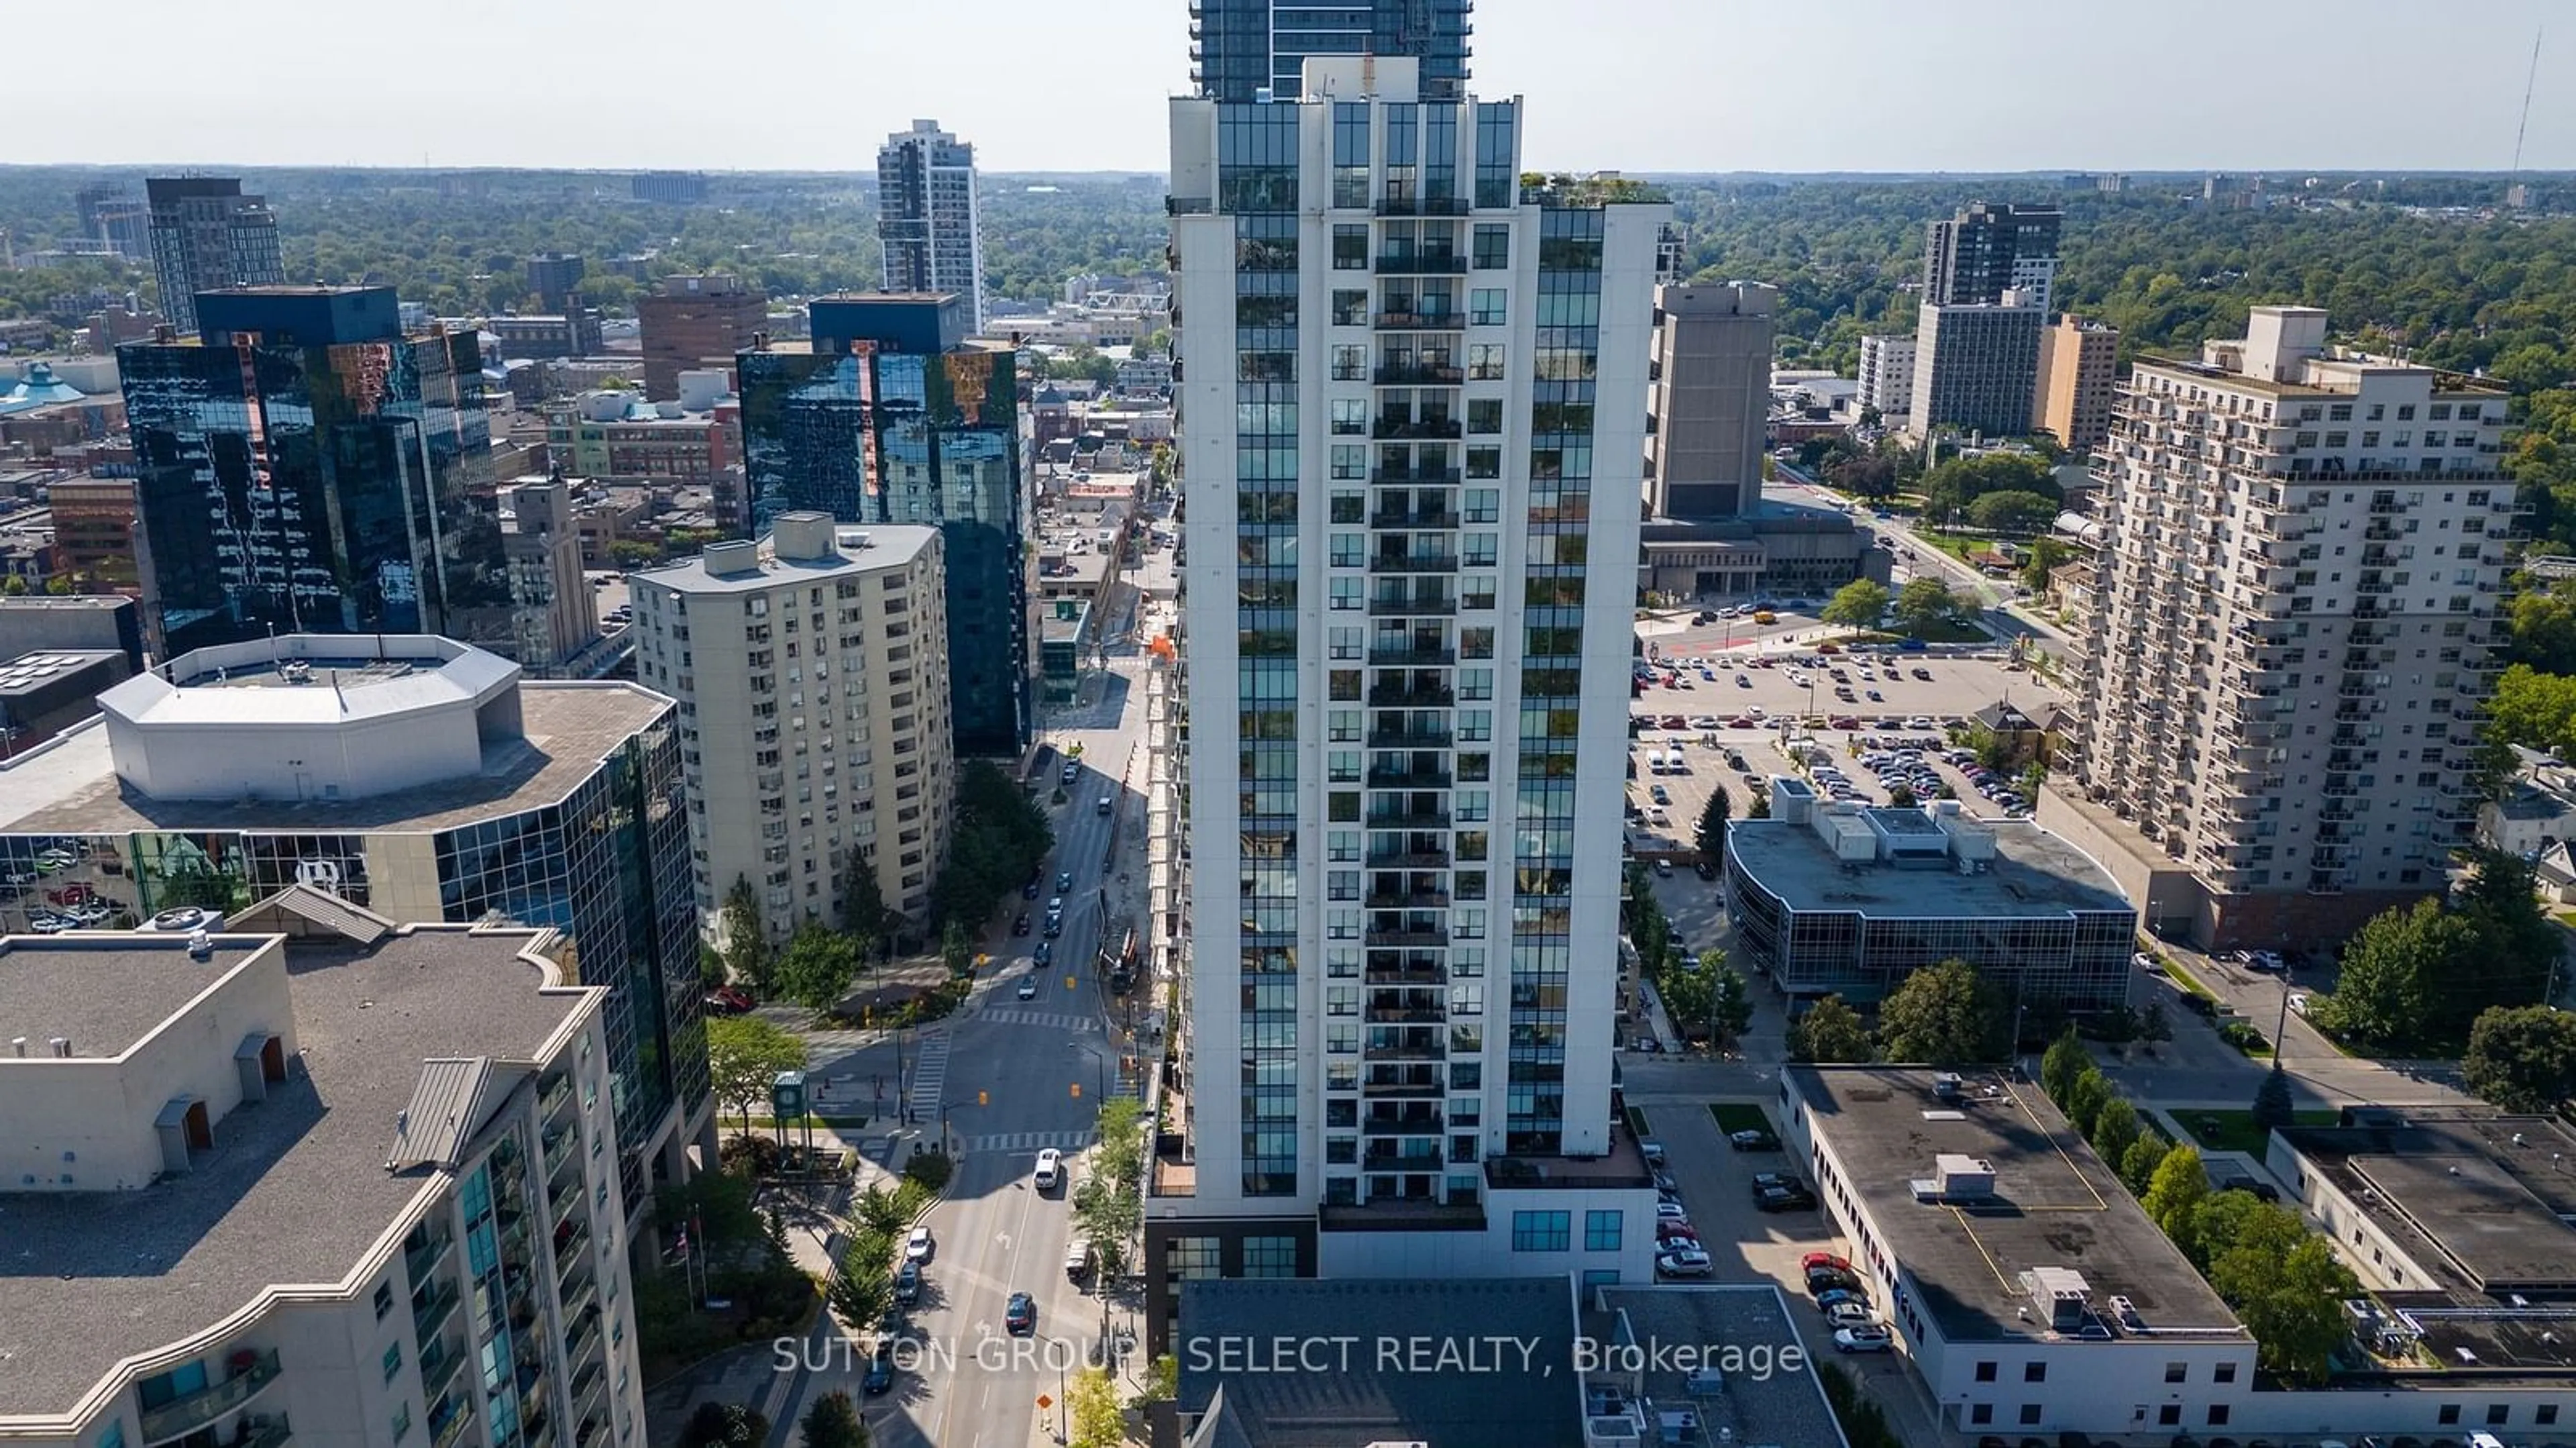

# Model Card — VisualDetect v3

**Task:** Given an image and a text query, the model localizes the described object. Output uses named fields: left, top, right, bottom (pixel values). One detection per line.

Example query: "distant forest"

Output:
left=8, top=164, right=2576, bottom=543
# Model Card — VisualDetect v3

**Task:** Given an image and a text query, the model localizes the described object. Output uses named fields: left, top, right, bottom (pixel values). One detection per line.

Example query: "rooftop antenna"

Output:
left=2510, top=29, right=2545, bottom=208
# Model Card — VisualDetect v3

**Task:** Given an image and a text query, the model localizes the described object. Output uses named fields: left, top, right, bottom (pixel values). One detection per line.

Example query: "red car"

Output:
left=702, top=984, right=754, bottom=1015
left=1656, top=1219, right=1697, bottom=1243
left=1802, top=1251, right=1854, bottom=1274
left=44, top=883, right=94, bottom=906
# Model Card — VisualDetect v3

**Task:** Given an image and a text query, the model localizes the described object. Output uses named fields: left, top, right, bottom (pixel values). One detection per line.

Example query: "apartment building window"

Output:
left=1473, top=225, right=1509, bottom=269
left=1332, top=346, right=1366, bottom=381
left=1332, top=444, right=1366, bottom=478
left=2488, top=1406, right=2511, bottom=1427
left=1970, top=1406, right=1993, bottom=1427
left=1468, top=344, right=1507, bottom=380
left=1975, top=1361, right=1998, bottom=1382
left=1334, top=225, right=1368, bottom=269
left=2020, top=1406, right=2043, bottom=1426
left=1468, top=399, right=1503, bottom=434
left=1243, top=1237, right=1299, bottom=1277
left=2159, top=1407, right=2182, bottom=1427
left=2163, top=1363, right=2186, bottom=1383
left=1333, top=289, right=1368, bottom=325
left=2023, top=1363, right=2045, bottom=1383
left=1584, top=1209, right=1623, bottom=1251
left=1511, top=1210, right=1571, bottom=1251
left=2208, top=1407, right=2233, bottom=1427
left=392, top=1404, right=411, bottom=1442
left=383, top=1342, right=403, bottom=1383
left=1470, top=289, right=1507, bottom=325
left=1332, top=399, right=1368, bottom=435
left=375, top=1282, right=395, bottom=1319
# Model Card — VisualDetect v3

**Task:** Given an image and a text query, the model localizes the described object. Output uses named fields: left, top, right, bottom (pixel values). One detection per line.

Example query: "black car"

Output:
left=895, top=1261, right=922, bottom=1304
left=2218, top=1175, right=2280, bottom=1203
left=863, top=1341, right=896, bottom=1395
left=1729, top=1128, right=1781, bottom=1152
left=1807, top=1267, right=1862, bottom=1297
left=1694, top=860, right=1718, bottom=880
left=1005, top=1291, right=1036, bottom=1335
left=1043, top=916, right=1063, bottom=938
left=1033, top=941, right=1053, bottom=966
left=1758, top=1184, right=1818, bottom=1212
left=1023, top=878, right=1042, bottom=900
left=1057, top=870, right=1073, bottom=892
left=1012, top=913, right=1032, bottom=936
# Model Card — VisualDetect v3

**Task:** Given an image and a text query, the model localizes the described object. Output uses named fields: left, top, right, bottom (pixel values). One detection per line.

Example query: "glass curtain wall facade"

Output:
left=1190, top=0, right=1474, bottom=103
left=738, top=341, right=1031, bottom=758
left=120, top=322, right=503, bottom=659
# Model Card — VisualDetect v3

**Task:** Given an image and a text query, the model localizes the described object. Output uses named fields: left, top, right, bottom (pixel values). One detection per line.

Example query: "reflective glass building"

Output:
left=0, top=634, right=708, bottom=1210
left=736, top=293, right=1031, bottom=756
left=119, top=287, right=513, bottom=661
left=1191, top=0, right=1474, bottom=103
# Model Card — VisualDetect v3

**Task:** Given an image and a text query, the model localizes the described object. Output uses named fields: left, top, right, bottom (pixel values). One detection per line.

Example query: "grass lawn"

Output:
left=1707, top=1102, right=1774, bottom=1135
left=2180, top=1108, right=2339, bottom=1157
left=1625, top=1105, right=1651, bottom=1139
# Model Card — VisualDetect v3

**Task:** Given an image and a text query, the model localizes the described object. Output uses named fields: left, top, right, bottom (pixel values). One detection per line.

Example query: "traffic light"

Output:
left=1071, top=1082, right=1083, bottom=1098
left=977, top=1090, right=989, bottom=1107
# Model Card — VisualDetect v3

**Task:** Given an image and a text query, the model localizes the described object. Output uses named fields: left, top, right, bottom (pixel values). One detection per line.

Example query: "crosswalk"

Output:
left=959, top=1130, right=1095, bottom=1155
left=906, top=1029, right=950, bottom=1120
left=972, top=1007, right=1101, bottom=1033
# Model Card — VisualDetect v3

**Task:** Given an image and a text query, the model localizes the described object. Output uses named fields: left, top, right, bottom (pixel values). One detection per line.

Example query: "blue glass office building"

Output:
left=1191, top=0, right=1474, bottom=103
left=737, top=294, right=1031, bottom=757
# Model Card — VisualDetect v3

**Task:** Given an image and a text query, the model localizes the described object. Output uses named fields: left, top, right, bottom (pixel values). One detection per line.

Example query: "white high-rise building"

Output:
left=1146, top=55, right=1665, bottom=1349
left=1856, top=333, right=1917, bottom=421
left=876, top=120, right=987, bottom=333
left=628, top=515, right=954, bottom=941
left=2057, top=306, right=2514, bottom=948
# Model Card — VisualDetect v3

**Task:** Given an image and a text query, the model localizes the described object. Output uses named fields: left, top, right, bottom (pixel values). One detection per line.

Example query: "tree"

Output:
left=2450, top=847, right=2563, bottom=1027
left=1874, top=958, right=2008, bottom=1066
left=1073, top=1172, right=1142, bottom=1280
left=1693, top=784, right=1732, bottom=860
left=2019, top=536, right=2074, bottom=593
left=2207, top=1205, right=2358, bottom=1384
left=826, top=1230, right=896, bottom=1331
left=2091, top=1096, right=2142, bottom=1170
left=720, top=877, right=773, bottom=996
left=2251, top=1064, right=2296, bottom=1132
left=852, top=1184, right=912, bottom=1239
left=1131, top=1353, right=1181, bottom=1411
left=2063, top=1069, right=2112, bottom=1139
left=1790, top=994, right=1874, bottom=1063
left=1891, top=578, right=1960, bottom=637
left=1821, top=579, right=1890, bottom=634
left=841, top=852, right=888, bottom=957
left=2320, top=897, right=2463, bottom=1049
left=1747, top=786, right=1771, bottom=820
left=680, top=1404, right=771, bottom=1448
left=1920, top=452, right=2059, bottom=523
left=1886, top=783, right=1917, bottom=809
left=1964, top=489, right=2060, bottom=536
left=706, top=1015, right=808, bottom=1135
left=1710, top=962, right=1754, bottom=1046
left=2041, top=1025, right=2089, bottom=1105
left=773, top=925, right=861, bottom=1015
left=2118, top=1133, right=2171, bottom=1195
left=1825, top=451, right=1900, bottom=500
left=800, top=1391, right=867, bottom=1448
left=2489, top=662, right=2576, bottom=759
left=1067, top=1365, right=1126, bottom=1448
left=2141, top=1145, right=2210, bottom=1258
left=2463, top=1004, right=2576, bottom=1110
left=1658, top=964, right=1715, bottom=1042
left=2137, top=999, right=2171, bottom=1050
left=941, top=921, right=974, bottom=978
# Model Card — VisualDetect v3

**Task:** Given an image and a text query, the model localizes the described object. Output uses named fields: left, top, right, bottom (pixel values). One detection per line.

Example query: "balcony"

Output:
left=403, top=1229, right=455, bottom=1288
left=421, top=1335, right=468, bottom=1401
left=1366, top=844, right=1451, bottom=868
left=1362, top=1111, right=1447, bottom=1135
left=140, top=1348, right=283, bottom=1445
left=1364, top=888, right=1452, bottom=909
left=1366, top=723, right=1452, bottom=749
left=1373, top=467, right=1463, bottom=486
left=1367, top=642, right=1455, bottom=667
left=1375, top=195, right=1470, bottom=217
left=1362, top=1072, right=1445, bottom=1097
left=1371, top=415, right=1463, bottom=441
left=429, top=1399, right=472, bottom=1448
left=411, top=1282, right=461, bottom=1341
left=1368, top=592, right=1457, bottom=617
left=1371, top=551, right=1459, bottom=574
left=1368, top=681, right=1454, bottom=709
left=1365, top=806, right=1450, bottom=830
left=1375, top=253, right=1469, bottom=276
left=1364, top=1004, right=1447, bottom=1025
left=1366, top=765, right=1452, bottom=790
left=1364, top=923, right=1449, bottom=947
left=1374, top=362, right=1465, bottom=384
left=235, top=1418, right=292, bottom=1448
left=556, top=1228, right=593, bottom=1285
left=1375, top=311, right=1463, bottom=332
left=1371, top=509, right=1462, bottom=531
left=539, top=1073, right=573, bottom=1119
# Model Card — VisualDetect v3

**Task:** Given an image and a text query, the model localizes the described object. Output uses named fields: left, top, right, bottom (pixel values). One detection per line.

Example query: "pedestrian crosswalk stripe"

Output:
left=906, top=1029, right=950, bottom=1118
left=975, top=1007, right=1099, bottom=1033
left=959, top=1130, right=1095, bottom=1155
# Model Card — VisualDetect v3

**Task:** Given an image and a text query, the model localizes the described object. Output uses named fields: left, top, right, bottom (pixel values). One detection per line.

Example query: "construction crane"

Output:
left=2508, top=30, right=2544, bottom=209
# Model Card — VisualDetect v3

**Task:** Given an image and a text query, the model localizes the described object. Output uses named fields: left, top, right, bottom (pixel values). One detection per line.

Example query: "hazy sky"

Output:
left=15, top=0, right=2574, bottom=175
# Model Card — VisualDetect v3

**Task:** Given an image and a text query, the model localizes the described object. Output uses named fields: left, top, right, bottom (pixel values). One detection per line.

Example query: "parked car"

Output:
left=1815, top=1288, right=1868, bottom=1312
left=1801, top=1251, right=1853, bottom=1274
left=1833, top=1325, right=1893, bottom=1354
left=906, top=1226, right=935, bottom=1262
left=1013, top=913, right=1032, bottom=936
left=1729, top=1128, right=1780, bottom=1152
left=1656, top=1249, right=1715, bottom=1279
left=1655, top=1199, right=1690, bottom=1221
left=1056, top=871, right=1074, bottom=892
left=702, top=986, right=754, bottom=1016
left=1825, top=1300, right=1876, bottom=1329
left=1656, top=1218, right=1699, bottom=1243
left=1807, top=1267, right=1861, bottom=1296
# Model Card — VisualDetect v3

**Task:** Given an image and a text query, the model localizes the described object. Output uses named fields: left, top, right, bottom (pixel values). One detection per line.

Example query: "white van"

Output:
left=1664, top=747, right=1689, bottom=774
left=1646, top=754, right=1670, bottom=775
left=1065, top=1236, right=1094, bottom=1282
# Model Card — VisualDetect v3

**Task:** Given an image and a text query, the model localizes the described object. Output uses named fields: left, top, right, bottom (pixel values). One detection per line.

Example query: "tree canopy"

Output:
left=1789, top=994, right=1874, bottom=1063
left=2319, top=851, right=2561, bottom=1050
left=1874, top=959, right=2009, bottom=1066
left=1821, top=579, right=1890, bottom=633
left=705, top=1015, right=808, bottom=1134
left=2463, top=1004, right=2576, bottom=1112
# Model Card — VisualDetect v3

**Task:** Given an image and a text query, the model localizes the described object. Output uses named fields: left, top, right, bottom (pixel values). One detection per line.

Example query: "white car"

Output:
left=1034, top=1148, right=1063, bottom=1191
left=1655, top=1199, right=1690, bottom=1221
left=1825, top=1300, right=1876, bottom=1329
left=1833, top=1325, right=1893, bottom=1353
left=905, top=1226, right=934, bottom=1262
left=1655, top=1249, right=1714, bottom=1278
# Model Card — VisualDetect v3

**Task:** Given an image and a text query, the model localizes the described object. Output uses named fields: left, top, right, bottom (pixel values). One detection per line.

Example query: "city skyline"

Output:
left=5, top=0, right=2569, bottom=174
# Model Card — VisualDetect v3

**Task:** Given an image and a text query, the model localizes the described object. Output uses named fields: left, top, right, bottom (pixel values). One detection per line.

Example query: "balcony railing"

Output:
left=1371, top=509, right=1463, bottom=531
left=403, top=1230, right=454, bottom=1288
left=1362, top=1073, right=1445, bottom=1096
left=1362, top=1112, right=1447, bottom=1133
left=1365, top=766, right=1452, bottom=790
left=1371, top=416, right=1463, bottom=441
left=1365, top=724, right=1452, bottom=749
left=1367, top=682, right=1454, bottom=709
left=1375, top=311, right=1463, bottom=331
left=1365, top=962, right=1446, bottom=985
left=1365, top=846, right=1450, bottom=868
left=411, top=1282, right=461, bottom=1342
left=140, top=1348, right=283, bottom=1445
left=1374, top=363, right=1465, bottom=385
left=1371, top=552, right=1459, bottom=574
left=1372, top=468, right=1463, bottom=486
left=1367, top=643, right=1455, bottom=667
left=1363, top=888, right=1452, bottom=909
left=421, top=1335, right=468, bottom=1401
left=1367, top=593, right=1457, bottom=617
left=1364, top=924, right=1449, bottom=946
left=1361, top=1039, right=1445, bottom=1062
left=1375, top=253, right=1468, bottom=274
left=1364, top=807, right=1451, bottom=829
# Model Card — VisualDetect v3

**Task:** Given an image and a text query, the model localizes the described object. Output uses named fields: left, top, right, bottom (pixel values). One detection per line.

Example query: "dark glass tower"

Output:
left=736, top=293, right=1031, bottom=758
left=118, top=286, right=507, bottom=659
left=1191, top=0, right=1473, bottom=103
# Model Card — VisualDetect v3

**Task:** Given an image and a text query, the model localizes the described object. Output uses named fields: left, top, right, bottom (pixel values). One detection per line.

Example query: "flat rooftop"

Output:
left=0, top=929, right=584, bottom=1419
left=0, top=681, right=668, bottom=837
left=1587, top=1286, right=1846, bottom=1448
left=1729, top=818, right=2129, bottom=919
left=1177, top=1278, right=1582, bottom=1448
left=1790, top=1066, right=2244, bottom=1346
left=631, top=523, right=937, bottom=596
left=0, top=937, right=266, bottom=1059
left=2278, top=1111, right=2576, bottom=1296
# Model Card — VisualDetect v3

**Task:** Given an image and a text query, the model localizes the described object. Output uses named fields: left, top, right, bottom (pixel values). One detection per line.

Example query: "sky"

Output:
left=13, top=0, right=2575, bottom=176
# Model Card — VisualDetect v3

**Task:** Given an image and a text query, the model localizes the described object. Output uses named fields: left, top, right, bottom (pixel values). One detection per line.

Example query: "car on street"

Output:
left=1097, top=795, right=1114, bottom=815
left=1057, top=871, right=1074, bottom=892
left=1655, top=1199, right=1690, bottom=1221
left=1648, top=784, right=1671, bottom=805
left=1014, top=913, right=1032, bottom=936
left=906, top=1226, right=934, bottom=1262
left=1062, top=761, right=1081, bottom=784
left=895, top=1261, right=922, bottom=1304
left=1833, top=1325, right=1893, bottom=1354
left=702, top=984, right=754, bottom=1015
left=1024, top=878, right=1042, bottom=900
left=1656, top=1249, right=1715, bottom=1278
left=1694, top=860, right=1718, bottom=880
left=1035, top=1147, right=1064, bottom=1191
left=864, top=1341, right=897, bottom=1394
left=1729, top=1127, right=1780, bottom=1151
left=1034, top=941, right=1054, bottom=966
left=1018, top=975, right=1040, bottom=1000
left=1043, top=915, right=1063, bottom=938
left=1005, top=1291, right=1037, bottom=1335
left=2131, top=951, right=2157, bottom=972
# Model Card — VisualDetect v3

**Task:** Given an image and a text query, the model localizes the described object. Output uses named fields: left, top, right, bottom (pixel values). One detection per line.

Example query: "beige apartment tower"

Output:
left=2059, top=306, right=2514, bottom=947
left=629, top=514, right=953, bottom=941
left=0, top=917, right=645, bottom=1447
left=1644, top=280, right=1776, bottom=519
left=2034, top=313, right=2120, bottom=452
